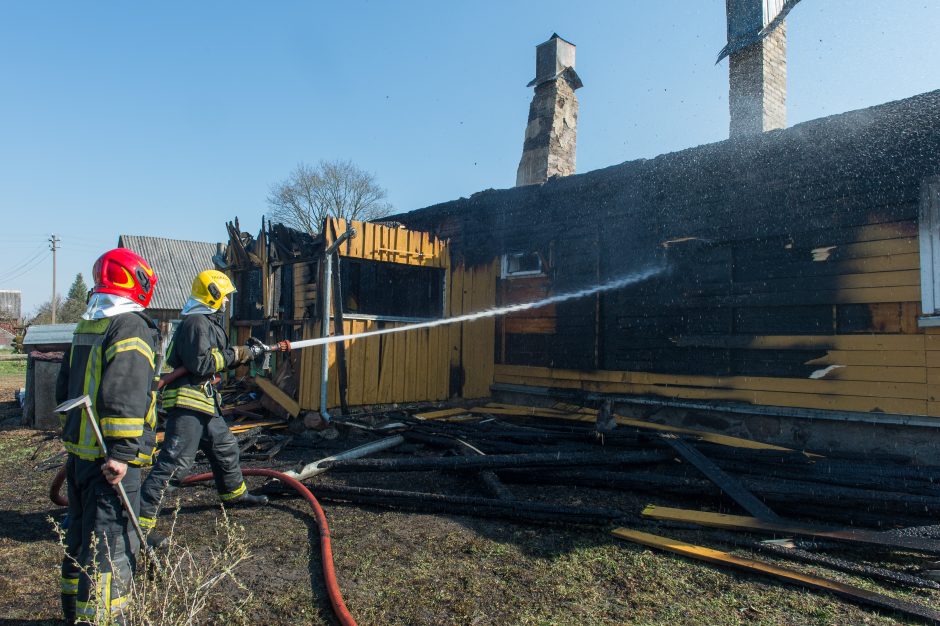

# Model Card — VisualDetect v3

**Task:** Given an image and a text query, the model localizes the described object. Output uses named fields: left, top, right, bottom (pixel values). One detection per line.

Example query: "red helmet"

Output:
left=92, top=248, right=158, bottom=307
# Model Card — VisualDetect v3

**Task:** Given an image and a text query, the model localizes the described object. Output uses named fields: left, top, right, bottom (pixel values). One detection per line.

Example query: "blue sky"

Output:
left=1, top=0, right=938, bottom=314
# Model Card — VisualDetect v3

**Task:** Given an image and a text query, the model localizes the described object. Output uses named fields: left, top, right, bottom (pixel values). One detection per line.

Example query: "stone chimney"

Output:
left=515, top=34, right=583, bottom=187
left=725, top=0, right=788, bottom=137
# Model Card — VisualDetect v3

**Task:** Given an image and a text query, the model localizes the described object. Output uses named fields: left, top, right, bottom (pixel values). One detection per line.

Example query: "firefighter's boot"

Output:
left=229, top=492, right=268, bottom=507
left=61, top=594, right=77, bottom=626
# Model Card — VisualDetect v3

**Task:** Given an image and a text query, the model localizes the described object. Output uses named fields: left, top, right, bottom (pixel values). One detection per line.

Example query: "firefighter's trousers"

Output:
left=61, top=455, right=140, bottom=625
left=139, top=409, right=246, bottom=528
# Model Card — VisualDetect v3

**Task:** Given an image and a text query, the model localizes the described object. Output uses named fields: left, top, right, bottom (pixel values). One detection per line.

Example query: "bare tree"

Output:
left=266, top=160, right=393, bottom=235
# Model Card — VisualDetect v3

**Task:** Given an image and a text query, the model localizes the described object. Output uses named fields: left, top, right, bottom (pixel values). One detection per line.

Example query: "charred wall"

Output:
left=397, top=90, right=940, bottom=384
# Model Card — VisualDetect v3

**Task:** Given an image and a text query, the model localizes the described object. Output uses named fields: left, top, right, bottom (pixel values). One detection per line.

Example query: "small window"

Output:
left=340, top=259, right=444, bottom=320
left=501, top=252, right=543, bottom=278
left=919, top=176, right=940, bottom=326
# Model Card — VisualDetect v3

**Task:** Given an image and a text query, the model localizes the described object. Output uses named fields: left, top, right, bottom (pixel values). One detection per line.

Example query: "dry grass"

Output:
left=50, top=503, right=254, bottom=626
left=0, top=414, right=934, bottom=625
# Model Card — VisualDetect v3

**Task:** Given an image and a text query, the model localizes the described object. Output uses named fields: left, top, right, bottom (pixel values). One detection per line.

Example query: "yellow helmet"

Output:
left=191, top=270, right=236, bottom=309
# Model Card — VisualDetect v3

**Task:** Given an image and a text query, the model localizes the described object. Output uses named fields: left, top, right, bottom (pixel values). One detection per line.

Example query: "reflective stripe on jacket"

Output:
left=161, top=311, right=237, bottom=416
left=55, top=312, right=159, bottom=464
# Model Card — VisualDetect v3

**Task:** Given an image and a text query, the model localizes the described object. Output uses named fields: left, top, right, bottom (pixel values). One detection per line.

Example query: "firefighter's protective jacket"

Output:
left=55, top=312, right=159, bottom=465
left=161, top=311, right=238, bottom=416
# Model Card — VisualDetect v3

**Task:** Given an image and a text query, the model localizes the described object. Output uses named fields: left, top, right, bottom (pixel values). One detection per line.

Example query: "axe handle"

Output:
left=78, top=398, right=158, bottom=568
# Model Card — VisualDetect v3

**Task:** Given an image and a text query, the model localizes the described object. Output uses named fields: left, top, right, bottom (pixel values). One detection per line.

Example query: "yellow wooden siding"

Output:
left=494, top=363, right=931, bottom=416
left=488, top=226, right=934, bottom=419
left=460, top=260, right=499, bottom=399
left=926, top=327, right=940, bottom=415
left=495, top=314, right=939, bottom=417
left=324, top=218, right=449, bottom=269
left=296, top=218, right=497, bottom=410
left=295, top=222, right=928, bottom=415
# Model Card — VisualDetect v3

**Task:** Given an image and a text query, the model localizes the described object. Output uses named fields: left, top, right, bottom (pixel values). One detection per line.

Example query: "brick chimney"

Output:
left=515, top=34, right=583, bottom=187
left=725, top=0, right=788, bottom=137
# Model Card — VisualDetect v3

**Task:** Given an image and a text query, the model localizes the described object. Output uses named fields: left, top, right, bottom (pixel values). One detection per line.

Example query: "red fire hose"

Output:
left=50, top=467, right=67, bottom=507
left=50, top=466, right=356, bottom=626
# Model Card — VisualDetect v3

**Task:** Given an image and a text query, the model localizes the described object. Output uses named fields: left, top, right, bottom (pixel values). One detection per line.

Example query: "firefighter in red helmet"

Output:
left=55, top=248, right=159, bottom=625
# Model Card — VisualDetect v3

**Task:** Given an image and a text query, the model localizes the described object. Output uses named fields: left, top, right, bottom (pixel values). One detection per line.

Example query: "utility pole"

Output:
left=49, top=234, right=60, bottom=324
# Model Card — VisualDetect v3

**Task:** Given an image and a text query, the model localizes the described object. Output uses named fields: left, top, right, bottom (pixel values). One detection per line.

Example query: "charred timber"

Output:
left=497, top=470, right=940, bottom=525
left=699, top=444, right=940, bottom=484
left=281, top=484, right=624, bottom=526
left=319, top=450, right=673, bottom=472
left=742, top=539, right=940, bottom=590
left=713, top=458, right=940, bottom=496
left=661, top=434, right=781, bottom=522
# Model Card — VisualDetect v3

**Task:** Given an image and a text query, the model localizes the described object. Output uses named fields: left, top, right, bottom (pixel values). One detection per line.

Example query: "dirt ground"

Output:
left=0, top=368, right=936, bottom=625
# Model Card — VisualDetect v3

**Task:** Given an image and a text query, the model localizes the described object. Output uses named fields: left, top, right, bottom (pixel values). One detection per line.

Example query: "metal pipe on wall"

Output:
left=319, top=228, right=357, bottom=422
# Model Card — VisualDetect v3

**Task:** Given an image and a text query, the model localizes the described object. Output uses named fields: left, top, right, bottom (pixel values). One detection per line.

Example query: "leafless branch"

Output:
left=266, top=160, right=393, bottom=235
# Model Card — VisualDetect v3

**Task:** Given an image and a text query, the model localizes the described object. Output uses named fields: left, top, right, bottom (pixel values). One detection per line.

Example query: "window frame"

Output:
left=918, top=175, right=940, bottom=326
left=500, top=251, right=544, bottom=279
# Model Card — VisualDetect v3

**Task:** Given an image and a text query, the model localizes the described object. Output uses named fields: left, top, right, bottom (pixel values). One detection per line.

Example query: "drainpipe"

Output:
left=319, top=227, right=357, bottom=422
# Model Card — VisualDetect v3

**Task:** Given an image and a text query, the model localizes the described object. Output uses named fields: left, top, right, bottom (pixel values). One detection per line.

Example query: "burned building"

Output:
left=394, top=88, right=940, bottom=460
left=227, top=11, right=940, bottom=460
left=225, top=217, right=497, bottom=413
left=232, top=86, right=940, bottom=459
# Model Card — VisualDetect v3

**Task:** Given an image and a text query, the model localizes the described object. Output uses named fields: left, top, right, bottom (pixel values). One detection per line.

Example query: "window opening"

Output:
left=501, top=251, right=544, bottom=278
left=340, top=259, right=444, bottom=320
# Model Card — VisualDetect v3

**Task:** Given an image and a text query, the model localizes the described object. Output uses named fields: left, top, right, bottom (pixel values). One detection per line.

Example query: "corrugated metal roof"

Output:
left=23, top=323, right=76, bottom=347
left=118, top=235, right=223, bottom=312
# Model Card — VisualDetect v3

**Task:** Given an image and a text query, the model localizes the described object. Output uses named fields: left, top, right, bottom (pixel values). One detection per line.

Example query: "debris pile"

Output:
left=254, top=401, right=940, bottom=623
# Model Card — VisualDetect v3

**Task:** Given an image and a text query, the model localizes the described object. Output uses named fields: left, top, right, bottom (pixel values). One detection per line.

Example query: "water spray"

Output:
left=260, top=264, right=666, bottom=354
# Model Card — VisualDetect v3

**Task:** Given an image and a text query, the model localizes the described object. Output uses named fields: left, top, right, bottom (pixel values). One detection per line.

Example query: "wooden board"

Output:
left=414, top=407, right=470, bottom=420
left=448, top=263, right=465, bottom=396
left=459, top=259, right=498, bottom=398
left=673, top=334, right=925, bottom=352
left=404, top=326, right=418, bottom=401
left=325, top=217, right=449, bottom=269
left=495, top=364, right=925, bottom=397
left=295, top=219, right=460, bottom=409
left=495, top=367, right=931, bottom=415
left=416, top=328, right=429, bottom=402
left=611, top=527, right=940, bottom=624
left=640, top=505, right=940, bottom=554
left=346, top=320, right=365, bottom=406
left=377, top=329, right=396, bottom=405
left=805, top=350, right=926, bottom=367
left=521, top=406, right=803, bottom=452
left=254, top=376, right=300, bottom=418
left=697, top=285, right=922, bottom=307
left=732, top=270, right=920, bottom=295
left=362, top=321, right=381, bottom=402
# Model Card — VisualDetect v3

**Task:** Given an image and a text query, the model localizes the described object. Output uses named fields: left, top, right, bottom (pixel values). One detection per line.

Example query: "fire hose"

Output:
left=50, top=466, right=356, bottom=626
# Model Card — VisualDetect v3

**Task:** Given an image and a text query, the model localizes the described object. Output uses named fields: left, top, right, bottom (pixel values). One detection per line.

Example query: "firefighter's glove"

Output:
left=232, top=345, right=253, bottom=364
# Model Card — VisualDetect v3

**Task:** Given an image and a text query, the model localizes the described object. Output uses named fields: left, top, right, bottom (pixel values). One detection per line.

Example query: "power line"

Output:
left=0, top=247, right=48, bottom=281
left=0, top=252, right=50, bottom=285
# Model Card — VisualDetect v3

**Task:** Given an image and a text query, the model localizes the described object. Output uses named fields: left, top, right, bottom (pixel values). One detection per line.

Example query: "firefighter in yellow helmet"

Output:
left=140, top=270, right=267, bottom=547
